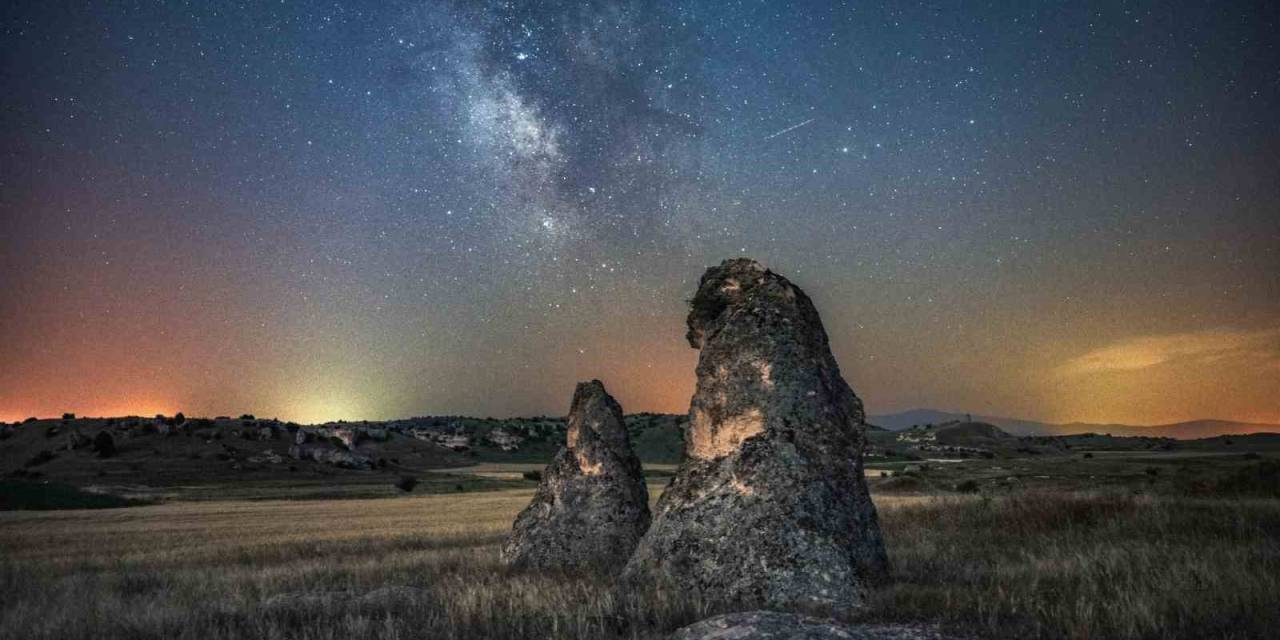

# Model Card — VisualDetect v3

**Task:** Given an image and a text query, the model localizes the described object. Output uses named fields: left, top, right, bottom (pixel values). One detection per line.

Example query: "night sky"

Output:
left=2, top=1, right=1277, bottom=425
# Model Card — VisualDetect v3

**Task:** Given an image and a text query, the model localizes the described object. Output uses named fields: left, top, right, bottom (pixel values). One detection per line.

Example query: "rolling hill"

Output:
left=868, top=409, right=1280, bottom=439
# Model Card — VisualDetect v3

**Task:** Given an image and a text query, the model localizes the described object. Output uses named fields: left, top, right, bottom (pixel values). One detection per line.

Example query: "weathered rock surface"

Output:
left=624, top=258, right=888, bottom=610
left=670, top=612, right=950, bottom=640
left=501, top=380, right=650, bottom=570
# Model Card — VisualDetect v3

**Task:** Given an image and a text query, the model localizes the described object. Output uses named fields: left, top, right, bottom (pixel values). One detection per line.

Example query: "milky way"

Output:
left=1, top=1, right=1277, bottom=424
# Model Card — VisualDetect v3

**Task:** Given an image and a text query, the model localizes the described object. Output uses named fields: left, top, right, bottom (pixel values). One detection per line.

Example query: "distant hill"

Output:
left=867, top=419, right=1051, bottom=459
left=0, top=413, right=687, bottom=495
left=7, top=413, right=1280, bottom=501
left=929, top=421, right=1014, bottom=445
left=868, top=410, right=1054, bottom=435
left=869, top=409, right=1280, bottom=440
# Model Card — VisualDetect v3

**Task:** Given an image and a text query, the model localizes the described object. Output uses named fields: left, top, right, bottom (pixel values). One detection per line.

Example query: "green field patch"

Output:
left=0, top=481, right=150, bottom=510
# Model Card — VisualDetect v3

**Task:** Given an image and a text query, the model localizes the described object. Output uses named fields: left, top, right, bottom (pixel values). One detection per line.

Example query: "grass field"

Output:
left=2, top=482, right=1278, bottom=639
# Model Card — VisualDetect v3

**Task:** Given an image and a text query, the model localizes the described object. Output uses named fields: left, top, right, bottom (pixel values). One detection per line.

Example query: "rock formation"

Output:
left=670, top=612, right=949, bottom=640
left=287, top=443, right=373, bottom=469
left=623, top=258, right=887, bottom=610
left=501, top=380, right=650, bottom=570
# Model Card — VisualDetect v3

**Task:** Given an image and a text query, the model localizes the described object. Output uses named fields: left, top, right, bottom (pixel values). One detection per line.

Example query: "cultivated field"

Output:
left=2, top=481, right=1278, bottom=639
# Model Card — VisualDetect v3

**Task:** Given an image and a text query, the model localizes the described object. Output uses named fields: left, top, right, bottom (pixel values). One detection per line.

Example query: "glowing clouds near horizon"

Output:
left=1037, top=328, right=1280, bottom=425
left=1057, top=329, right=1280, bottom=377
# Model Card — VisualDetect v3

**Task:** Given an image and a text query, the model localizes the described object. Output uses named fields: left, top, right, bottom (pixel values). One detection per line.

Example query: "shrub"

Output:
left=62, top=413, right=76, bottom=420
left=522, top=470, right=543, bottom=482
left=396, top=476, right=419, bottom=493
left=93, top=432, right=116, bottom=458
left=955, top=479, right=980, bottom=493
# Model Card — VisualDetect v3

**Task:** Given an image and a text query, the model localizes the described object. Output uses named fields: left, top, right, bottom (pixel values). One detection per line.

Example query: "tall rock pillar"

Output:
left=624, top=258, right=887, bottom=609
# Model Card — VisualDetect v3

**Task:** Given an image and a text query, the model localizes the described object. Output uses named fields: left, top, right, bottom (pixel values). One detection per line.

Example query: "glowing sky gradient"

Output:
left=2, top=1, right=1277, bottom=425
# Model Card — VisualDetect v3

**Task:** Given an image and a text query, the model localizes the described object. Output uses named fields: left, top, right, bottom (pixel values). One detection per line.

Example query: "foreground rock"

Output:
left=501, top=380, right=650, bottom=570
left=624, top=258, right=888, bottom=610
left=670, top=612, right=949, bottom=640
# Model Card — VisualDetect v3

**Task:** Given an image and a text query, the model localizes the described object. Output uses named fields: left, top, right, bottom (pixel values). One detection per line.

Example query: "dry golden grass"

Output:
left=870, top=493, right=1280, bottom=639
left=1, top=489, right=1277, bottom=639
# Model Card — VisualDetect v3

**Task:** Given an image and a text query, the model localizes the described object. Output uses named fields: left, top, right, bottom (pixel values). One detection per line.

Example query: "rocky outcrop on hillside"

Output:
left=623, top=258, right=888, bottom=611
left=283, top=423, right=396, bottom=469
left=502, top=380, right=650, bottom=570
left=293, top=424, right=388, bottom=449
left=287, top=443, right=373, bottom=469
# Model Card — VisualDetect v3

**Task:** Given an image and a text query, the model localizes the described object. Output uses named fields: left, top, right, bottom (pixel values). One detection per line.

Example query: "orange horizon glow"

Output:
left=2, top=258, right=1275, bottom=427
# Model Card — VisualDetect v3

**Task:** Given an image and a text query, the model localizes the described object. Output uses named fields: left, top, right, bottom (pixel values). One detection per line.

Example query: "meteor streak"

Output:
left=763, top=118, right=815, bottom=140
